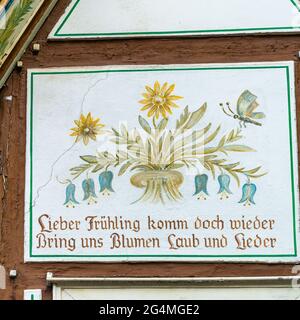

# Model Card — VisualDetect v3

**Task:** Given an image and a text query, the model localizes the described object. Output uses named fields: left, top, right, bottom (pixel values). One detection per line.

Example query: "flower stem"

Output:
left=152, top=116, right=157, bottom=129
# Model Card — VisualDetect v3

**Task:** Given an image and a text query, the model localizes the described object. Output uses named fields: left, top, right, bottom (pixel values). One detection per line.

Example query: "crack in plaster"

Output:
left=27, top=72, right=110, bottom=213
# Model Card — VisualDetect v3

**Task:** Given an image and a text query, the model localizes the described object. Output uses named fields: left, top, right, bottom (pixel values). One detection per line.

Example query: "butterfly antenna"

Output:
left=226, top=102, right=236, bottom=116
left=220, top=103, right=233, bottom=117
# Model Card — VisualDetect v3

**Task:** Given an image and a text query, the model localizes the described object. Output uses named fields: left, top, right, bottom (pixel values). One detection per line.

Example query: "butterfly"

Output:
left=220, top=90, right=266, bottom=128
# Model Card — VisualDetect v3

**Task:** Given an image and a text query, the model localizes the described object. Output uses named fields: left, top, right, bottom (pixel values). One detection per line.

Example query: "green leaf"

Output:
left=243, top=166, right=261, bottom=175
left=118, top=161, right=132, bottom=176
left=203, top=155, right=219, bottom=160
left=92, top=164, right=104, bottom=173
left=218, top=135, right=226, bottom=148
left=80, top=155, right=98, bottom=164
left=167, top=163, right=185, bottom=169
left=157, top=118, right=168, bottom=131
left=223, top=145, right=256, bottom=152
left=0, top=0, right=34, bottom=56
left=127, top=145, right=142, bottom=153
left=158, top=134, right=164, bottom=153
left=70, top=163, right=92, bottom=179
left=222, top=162, right=240, bottom=170
left=111, top=128, right=120, bottom=136
left=176, top=106, right=190, bottom=129
left=227, top=130, right=234, bottom=141
left=110, top=138, right=122, bottom=144
left=248, top=172, right=268, bottom=179
left=146, top=138, right=154, bottom=161
left=226, top=128, right=243, bottom=143
left=138, top=116, right=152, bottom=134
left=173, top=123, right=212, bottom=152
left=182, top=160, right=191, bottom=168
left=203, top=125, right=221, bottom=145
left=203, top=147, right=219, bottom=154
left=184, top=103, right=207, bottom=130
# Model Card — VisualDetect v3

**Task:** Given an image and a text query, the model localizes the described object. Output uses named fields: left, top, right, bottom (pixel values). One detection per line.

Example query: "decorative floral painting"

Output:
left=49, top=0, right=300, bottom=39
left=67, top=84, right=266, bottom=206
left=25, top=63, right=299, bottom=262
left=0, top=0, right=45, bottom=66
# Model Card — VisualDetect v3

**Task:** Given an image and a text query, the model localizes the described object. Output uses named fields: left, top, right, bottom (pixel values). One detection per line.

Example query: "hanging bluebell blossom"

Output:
left=82, top=178, right=97, bottom=205
left=193, top=174, right=209, bottom=200
left=239, top=182, right=257, bottom=206
left=64, top=182, right=79, bottom=208
left=217, top=174, right=232, bottom=200
left=99, top=171, right=115, bottom=196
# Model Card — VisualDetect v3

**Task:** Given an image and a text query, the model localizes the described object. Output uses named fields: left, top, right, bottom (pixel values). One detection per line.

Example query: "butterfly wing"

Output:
left=237, top=90, right=258, bottom=117
left=250, top=112, right=266, bottom=119
left=244, top=101, right=265, bottom=119
left=244, top=96, right=266, bottom=119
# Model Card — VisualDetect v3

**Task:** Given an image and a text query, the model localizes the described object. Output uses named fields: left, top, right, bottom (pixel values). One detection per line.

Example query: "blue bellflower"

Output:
left=64, top=182, right=79, bottom=208
left=217, top=174, right=232, bottom=200
left=82, top=178, right=97, bottom=205
left=99, top=171, right=115, bottom=196
left=193, top=174, right=209, bottom=200
left=239, top=182, right=257, bottom=206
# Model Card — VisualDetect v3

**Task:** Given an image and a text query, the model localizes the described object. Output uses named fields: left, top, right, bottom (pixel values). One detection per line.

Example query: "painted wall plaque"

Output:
left=0, top=0, right=45, bottom=67
left=25, top=62, right=299, bottom=262
left=49, top=0, right=300, bottom=39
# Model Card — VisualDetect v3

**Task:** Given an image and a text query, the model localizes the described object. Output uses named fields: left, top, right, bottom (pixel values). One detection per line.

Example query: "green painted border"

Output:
left=52, top=0, right=300, bottom=38
left=28, top=65, right=298, bottom=260
left=291, top=0, right=300, bottom=10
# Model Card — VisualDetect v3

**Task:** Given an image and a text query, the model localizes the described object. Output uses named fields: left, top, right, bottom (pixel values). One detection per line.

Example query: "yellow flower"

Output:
left=70, top=113, right=105, bottom=145
left=139, top=81, right=183, bottom=119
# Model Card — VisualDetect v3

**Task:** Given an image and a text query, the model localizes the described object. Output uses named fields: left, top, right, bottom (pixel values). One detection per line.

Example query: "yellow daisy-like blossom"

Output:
left=139, top=81, right=183, bottom=119
left=70, top=112, right=105, bottom=145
